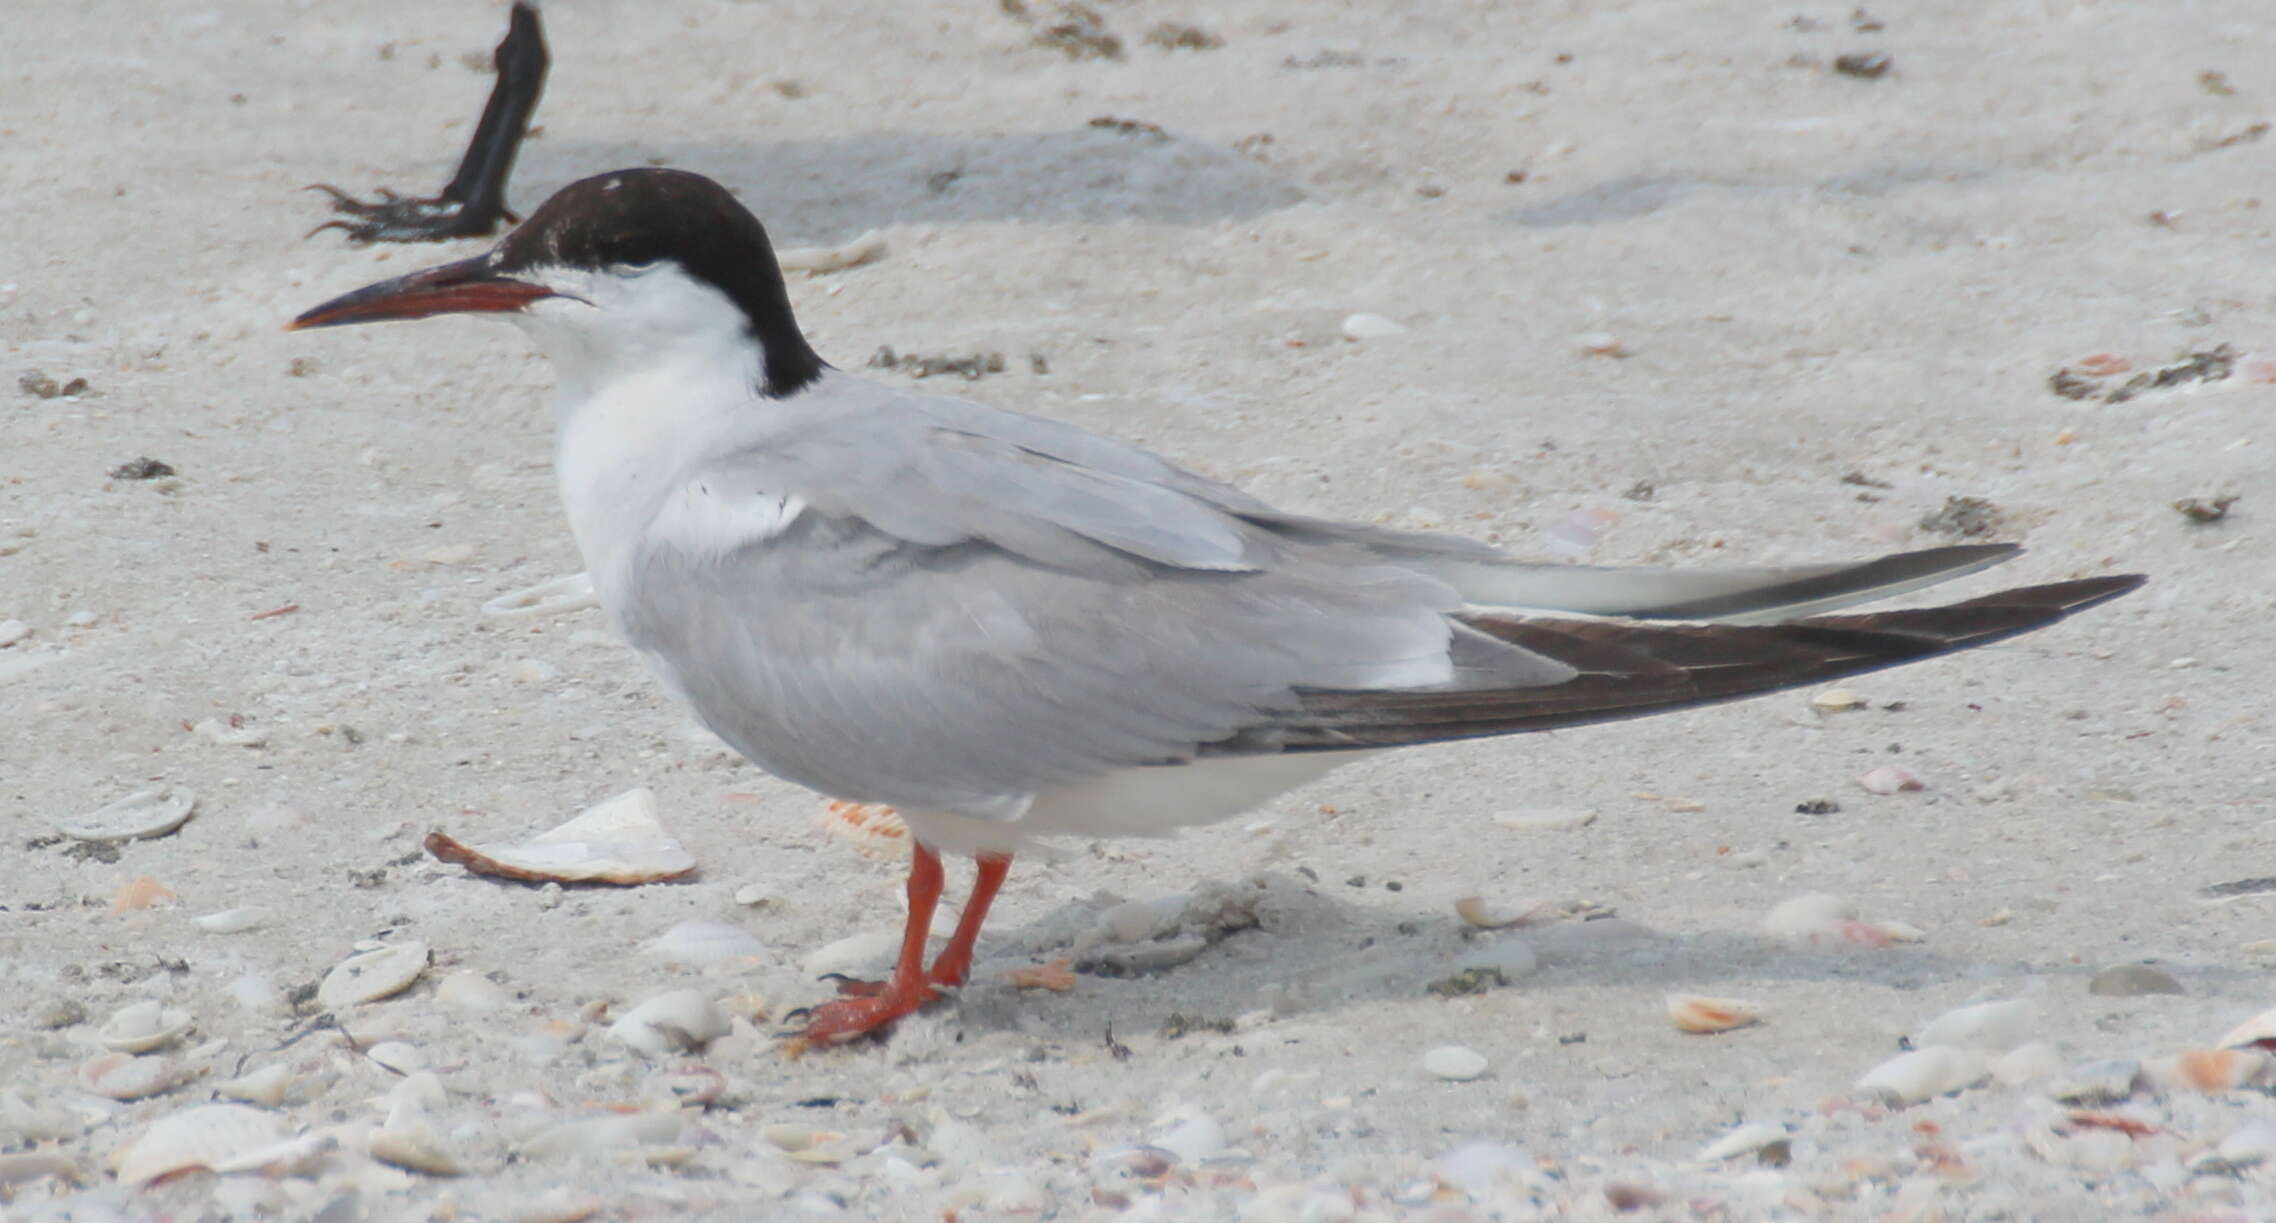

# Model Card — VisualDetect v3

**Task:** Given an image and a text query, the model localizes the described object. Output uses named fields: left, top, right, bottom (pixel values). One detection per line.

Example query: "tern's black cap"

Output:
left=497, top=168, right=825, bottom=396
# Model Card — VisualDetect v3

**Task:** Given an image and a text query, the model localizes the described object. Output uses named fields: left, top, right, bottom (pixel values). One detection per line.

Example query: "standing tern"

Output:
left=291, top=168, right=2144, bottom=1044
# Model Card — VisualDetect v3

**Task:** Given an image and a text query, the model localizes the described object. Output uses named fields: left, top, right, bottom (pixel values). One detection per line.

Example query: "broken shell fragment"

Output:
left=316, top=941, right=430, bottom=1009
left=79, top=1052, right=201, bottom=1101
left=192, top=907, right=267, bottom=935
left=1696, top=1121, right=1790, bottom=1162
left=814, top=799, right=910, bottom=860
left=1857, top=765, right=1925, bottom=795
left=607, top=989, right=730, bottom=1057
left=370, top=1123, right=466, bottom=1176
left=1667, top=993, right=1766, bottom=1034
left=213, top=1063, right=298, bottom=1108
left=1809, top=688, right=1866, bottom=712
left=110, top=1104, right=287, bottom=1186
left=2144, top=1047, right=2271, bottom=1093
left=2218, top=1004, right=2276, bottom=1051
left=1858, top=1046, right=1990, bottom=1105
left=481, top=572, right=598, bottom=619
left=53, top=787, right=197, bottom=842
left=98, top=1001, right=194, bottom=1053
left=424, top=788, right=695, bottom=885
left=1453, top=896, right=1564, bottom=930
left=647, top=919, right=767, bottom=967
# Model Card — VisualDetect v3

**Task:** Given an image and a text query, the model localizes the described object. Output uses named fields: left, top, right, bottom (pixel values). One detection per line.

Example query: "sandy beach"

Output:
left=3, top=1, right=2272, bottom=1218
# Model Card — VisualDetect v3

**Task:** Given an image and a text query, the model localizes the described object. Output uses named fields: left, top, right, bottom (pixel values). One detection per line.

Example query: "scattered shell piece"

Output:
left=79, top=1052, right=200, bottom=1101
left=192, top=907, right=267, bottom=934
left=651, top=1064, right=726, bottom=1107
left=1857, top=1046, right=1989, bottom=1105
left=317, top=941, right=430, bottom=1009
left=367, top=1041, right=427, bottom=1075
left=1915, top=999, right=2035, bottom=1052
left=0, top=1151, right=77, bottom=1188
left=1540, top=507, right=1619, bottom=555
left=99, top=1001, right=193, bottom=1054
left=1668, top=993, right=1765, bottom=1034
left=776, top=229, right=888, bottom=274
left=804, top=927, right=924, bottom=980
left=1992, top=1041, right=2064, bottom=1086
left=2218, top=1004, right=2276, bottom=1050
left=1697, top=1121, right=1789, bottom=1162
left=109, top=875, right=177, bottom=914
left=608, top=989, right=730, bottom=1057
left=192, top=718, right=266, bottom=748
left=1763, top=892, right=1916, bottom=947
left=1810, top=688, right=1866, bottom=712
left=647, top=919, right=766, bottom=967
left=0, top=1091, right=78, bottom=1144
left=1453, top=895, right=1565, bottom=930
left=370, top=1123, right=466, bottom=1176
left=1341, top=312, right=1407, bottom=340
left=2076, top=353, right=2132, bottom=377
left=214, top=1063, right=298, bottom=1108
left=2143, top=1047, right=2269, bottom=1093
left=0, top=620, right=29, bottom=648
left=53, top=787, right=197, bottom=842
left=1081, top=934, right=1210, bottom=976
left=1493, top=808, right=1596, bottom=833
left=1006, top=957, right=1076, bottom=991
left=1421, top=1045, right=1490, bottom=1081
left=1857, top=765, right=1925, bottom=794
left=2088, top=962, right=2184, bottom=997
left=110, top=1104, right=287, bottom=1186
left=814, top=799, right=910, bottom=860
left=424, top=788, right=696, bottom=885
left=2199, top=1123, right=2276, bottom=1172
left=520, top=1112, right=689, bottom=1161
left=481, top=572, right=598, bottom=619
left=2047, top=1058, right=2143, bottom=1105
left=435, top=969, right=512, bottom=1015
left=1575, top=331, right=1627, bottom=358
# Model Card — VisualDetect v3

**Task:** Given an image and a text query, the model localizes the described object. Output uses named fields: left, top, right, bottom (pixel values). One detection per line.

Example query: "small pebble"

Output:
left=2088, top=962, right=2184, bottom=997
left=1422, top=1045, right=1490, bottom=1081
left=1857, top=1045, right=1989, bottom=1105
left=2047, top=1057, right=2143, bottom=1105
left=1341, top=312, right=1407, bottom=340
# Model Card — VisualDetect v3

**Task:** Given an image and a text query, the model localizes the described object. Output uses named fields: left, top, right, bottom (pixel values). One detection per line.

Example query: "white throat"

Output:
left=509, top=263, right=772, bottom=592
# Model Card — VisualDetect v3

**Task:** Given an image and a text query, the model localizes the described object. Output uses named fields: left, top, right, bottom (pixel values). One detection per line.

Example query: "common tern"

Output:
left=292, top=167, right=2143, bottom=1044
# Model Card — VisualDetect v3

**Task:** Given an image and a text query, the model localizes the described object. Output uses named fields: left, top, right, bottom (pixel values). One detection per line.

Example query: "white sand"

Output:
left=5, top=1, right=2272, bottom=1217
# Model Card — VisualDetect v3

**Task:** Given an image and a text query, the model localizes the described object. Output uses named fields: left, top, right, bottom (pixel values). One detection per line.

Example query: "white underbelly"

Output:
left=897, top=750, right=1367, bottom=857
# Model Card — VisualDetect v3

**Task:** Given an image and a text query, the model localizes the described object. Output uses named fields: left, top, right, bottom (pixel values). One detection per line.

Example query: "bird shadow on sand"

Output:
left=517, top=124, right=1306, bottom=244
left=939, top=873, right=2252, bottom=1041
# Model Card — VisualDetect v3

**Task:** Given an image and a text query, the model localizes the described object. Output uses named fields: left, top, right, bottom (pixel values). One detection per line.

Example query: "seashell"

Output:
left=2143, top=1047, right=2269, bottom=1093
left=108, top=875, right=177, bottom=914
left=370, top=1123, right=466, bottom=1176
left=2218, top=1004, right=2276, bottom=1051
left=191, top=907, right=267, bottom=934
left=1991, top=1041, right=2064, bottom=1087
left=1696, top=1121, right=1790, bottom=1162
left=79, top=1052, right=200, bottom=1101
left=213, top=1063, right=298, bottom=1108
left=0, top=1151, right=78, bottom=1188
left=1453, top=896, right=1560, bottom=930
left=520, top=1112, right=688, bottom=1160
left=1493, top=808, right=1596, bottom=833
left=805, top=927, right=933, bottom=980
left=1764, top=892, right=1858, bottom=942
left=435, top=969, right=513, bottom=1014
left=424, top=788, right=696, bottom=885
left=1914, top=999, right=2036, bottom=1053
left=647, top=919, right=766, bottom=967
left=53, top=786, right=196, bottom=841
left=1089, top=1144, right=1180, bottom=1182
left=1432, top=1140, right=1528, bottom=1195
left=0, top=1090, right=81, bottom=1144
left=316, top=941, right=430, bottom=1009
left=366, top=1041, right=427, bottom=1075
left=1857, top=1046, right=1989, bottom=1105
left=762, top=1125, right=845, bottom=1153
left=775, top=229, right=887, bottom=274
left=109, top=1104, right=285, bottom=1186
left=480, top=572, right=598, bottom=619
left=607, top=989, right=730, bottom=1057
left=1004, top=957, right=1077, bottom=992
left=1079, top=934, right=1210, bottom=976
left=1341, top=312, right=1407, bottom=340
left=2047, top=1057, right=2143, bottom=1105
left=1421, top=1045, right=1490, bottom=1081
left=814, top=799, right=910, bottom=860
left=1810, top=688, right=1866, bottom=712
left=651, top=1064, right=725, bottom=1107
left=1667, top=993, right=1765, bottom=1034
left=1857, top=765, right=1925, bottom=794
left=99, top=1001, right=194, bottom=1053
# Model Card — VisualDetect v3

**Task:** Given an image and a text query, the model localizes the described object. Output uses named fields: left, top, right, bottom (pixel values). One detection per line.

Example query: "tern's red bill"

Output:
left=288, top=256, right=554, bottom=330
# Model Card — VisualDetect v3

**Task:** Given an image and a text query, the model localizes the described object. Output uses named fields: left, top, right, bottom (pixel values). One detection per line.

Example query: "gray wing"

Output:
left=617, top=376, right=2082, bottom=816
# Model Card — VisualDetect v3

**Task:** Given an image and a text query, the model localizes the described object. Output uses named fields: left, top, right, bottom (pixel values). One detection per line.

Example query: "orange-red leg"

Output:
left=800, top=847, right=1015, bottom=1043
